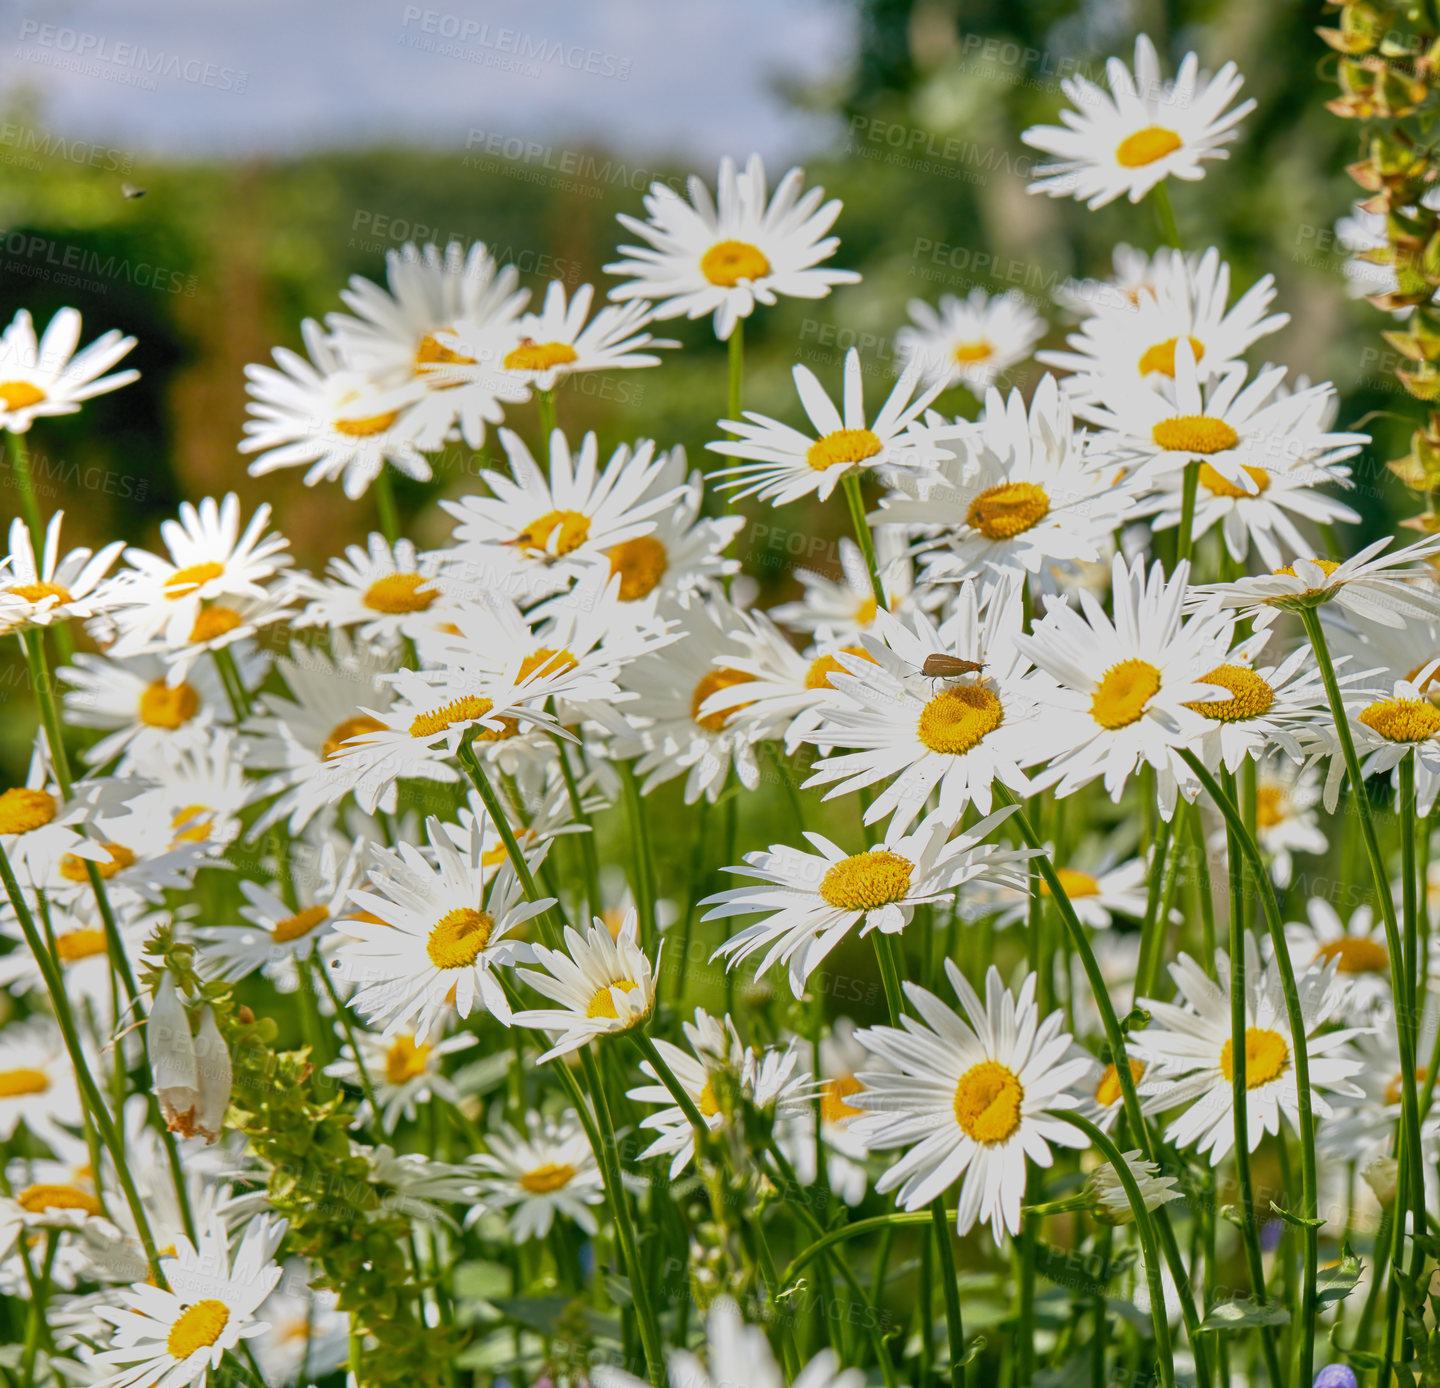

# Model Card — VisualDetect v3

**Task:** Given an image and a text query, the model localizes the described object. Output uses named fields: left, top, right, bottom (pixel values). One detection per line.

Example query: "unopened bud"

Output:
left=146, top=972, right=230, bottom=1145
left=1362, top=1155, right=1399, bottom=1207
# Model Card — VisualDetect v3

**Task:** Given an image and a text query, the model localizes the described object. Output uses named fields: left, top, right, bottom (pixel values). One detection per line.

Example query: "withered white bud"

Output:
left=1363, top=1155, right=1399, bottom=1208
left=190, top=1005, right=232, bottom=1145
left=146, top=969, right=206, bottom=1141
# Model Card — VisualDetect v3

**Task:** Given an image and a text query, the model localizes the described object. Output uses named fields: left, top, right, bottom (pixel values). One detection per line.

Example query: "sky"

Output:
left=3, top=0, right=855, bottom=161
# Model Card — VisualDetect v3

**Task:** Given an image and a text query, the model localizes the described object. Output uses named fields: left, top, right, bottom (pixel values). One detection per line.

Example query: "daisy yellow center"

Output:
left=1094, top=1058, right=1146, bottom=1108
left=1255, top=786, right=1286, bottom=828
left=426, top=907, right=494, bottom=970
left=515, top=509, right=591, bottom=556
left=385, top=1035, right=431, bottom=1085
left=966, top=481, right=1050, bottom=540
left=409, top=696, right=494, bottom=739
left=1041, top=867, right=1101, bottom=899
left=608, top=536, right=668, bottom=601
left=273, top=905, right=329, bottom=944
left=517, top=647, right=579, bottom=682
left=587, top=978, right=641, bottom=1020
left=1406, top=658, right=1440, bottom=693
left=701, top=240, right=771, bottom=286
left=139, top=679, right=201, bottom=729
left=1358, top=698, right=1440, bottom=743
left=167, top=1300, right=231, bottom=1360
left=821, top=1075, right=864, bottom=1124
left=1138, top=336, right=1204, bottom=378
left=189, top=606, right=242, bottom=643
left=1219, top=1027, right=1289, bottom=1088
left=364, top=573, right=438, bottom=614
left=806, top=428, right=883, bottom=473
left=953, top=1060, right=1024, bottom=1144
left=1151, top=415, right=1239, bottom=455
left=916, top=683, right=1004, bottom=754
left=1091, top=659, right=1161, bottom=730
left=520, top=1162, right=577, bottom=1194
left=322, top=715, right=387, bottom=759
left=1315, top=938, right=1388, bottom=974
left=503, top=340, right=579, bottom=372
left=698, top=1080, right=721, bottom=1117
left=55, top=929, right=109, bottom=963
left=415, top=333, right=475, bottom=369
left=1185, top=664, right=1275, bottom=722
left=0, top=787, right=56, bottom=835
left=0, top=1068, right=48, bottom=1097
left=334, top=409, right=400, bottom=437
left=59, top=842, right=134, bottom=883
left=692, top=668, right=756, bottom=733
left=805, top=646, right=877, bottom=690
left=164, top=561, right=224, bottom=598
left=17, top=1183, right=101, bottom=1216
left=0, top=381, right=46, bottom=410
left=1199, top=463, right=1269, bottom=497
left=818, top=849, right=914, bottom=911
left=953, top=340, right=993, bottom=364
left=1387, top=1068, right=1429, bottom=1105
left=9, top=580, right=72, bottom=604
left=1115, top=126, right=1183, bottom=167
left=855, top=596, right=878, bottom=625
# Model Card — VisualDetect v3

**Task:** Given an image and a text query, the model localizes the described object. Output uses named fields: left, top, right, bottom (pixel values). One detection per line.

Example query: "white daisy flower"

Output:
left=1252, top=758, right=1327, bottom=888
left=1132, top=937, right=1366, bottom=1160
left=0, top=767, right=117, bottom=890
left=802, top=578, right=1054, bottom=829
left=438, top=428, right=681, bottom=601
left=895, top=289, right=1045, bottom=393
left=0, top=513, right=123, bottom=628
left=875, top=376, right=1132, bottom=584
left=294, top=533, right=448, bottom=645
left=767, top=533, right=918, bottom=643
left=1077, top=344, right=1367, bottom=499
left=324, top=239, right=531, bottom=449
left=773, top=1019, right=874, bottom=1207
left=1014, top=553, right=1234, bottom=813
left=364, top=1145, right=480, bottom=1226
left=124, top=735, right=255, bottom=856
left=1053, top=243, right=1192, bottom=317
left=324, top=1026, right=475, bottom=1133
left=1021, top=34, right=1255, bottom=208
left=0, top=902, right=154, bottom=1022
left=1039, top=248, right=1288, bottom=399
left=706, top=348, right=944, bottom=505
left=973, top=848, right=1149, bottom=930
left=444, top=280, right=674, bottom=393
left=1284, top=898, right=1393, bottom=1024
left=512, top=908, right=658, bottom=1063
left=0, top=1019, right=84, bottom=1150
left=849, top=962, right=1093, bottom=1242
left=250, top=1262, right=350, bottom=1388
left=605, top=153, right=860, bottom=340
left=0, top=307, right=137, bottom=431
left=332, top=815, right=552, bottom=1043
left=240, top=319, right=435, bottom=500
left=467, top=1112, right=604, bottom=1242
left=702, top=806, right=1030, bottom=996
left=1087, top=1151, right=1183, bottom=1222
left=92, top=1212, right=286, bottom=1388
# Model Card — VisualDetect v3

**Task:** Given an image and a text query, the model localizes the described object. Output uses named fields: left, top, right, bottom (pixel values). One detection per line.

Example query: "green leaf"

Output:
left=1269, top=1201, right=1326, bottom=1230
left=1317, top=1246, right=1364, bottom=1304
left=1198, top=1298, right=1291, bottom=1331
left=452, top=1260, right=511, bottom=1302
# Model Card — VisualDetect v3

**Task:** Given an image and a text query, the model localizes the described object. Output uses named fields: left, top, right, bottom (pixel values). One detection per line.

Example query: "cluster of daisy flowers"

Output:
left=0, top=27, right=1432, bottom=1388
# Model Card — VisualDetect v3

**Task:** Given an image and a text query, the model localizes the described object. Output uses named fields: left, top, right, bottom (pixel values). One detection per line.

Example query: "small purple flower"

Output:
left=1314, top=1366, right=1358, bottom=1388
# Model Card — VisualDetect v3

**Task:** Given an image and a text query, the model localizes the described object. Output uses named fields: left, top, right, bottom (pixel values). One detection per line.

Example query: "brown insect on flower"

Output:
left=921, top=654, right=986, bottom=680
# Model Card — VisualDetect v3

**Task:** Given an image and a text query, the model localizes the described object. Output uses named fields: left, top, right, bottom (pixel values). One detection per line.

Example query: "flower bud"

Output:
left=147, top=969, right=198, bottom=1137
left=191, top=1005, right=232, bottom=1145
left=1362, top=1155, right=1399, bottom=1207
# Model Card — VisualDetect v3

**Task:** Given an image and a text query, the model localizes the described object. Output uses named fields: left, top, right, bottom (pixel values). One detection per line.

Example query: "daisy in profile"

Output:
left=1132, top=938, right=1366, bottom=1159
left=325, top=239, right=531, bottom=448
left=1079, top=345, right=1366, bottom=498
left=512, top=910, right=658, bottom=1062
left=1196, top=533, right=1440, bottom=631
left=294, top=533, right=448, bottom=645
left=1087, top=1152, right=1182, bottom=1223
left=468, top=1113, right=604, bottom=1242
left=241, top=318, right=435, bottom=499
left=92, top=1212, right=287, bottom=1388
left=974, top=846, right=1150, bottom=930
left=768, top=533, right=919, bottom=642
left=896, top=289, right=1045, bottom=394
left=324, top=1026, right=476, bottom=1133
left=444, top=281, right=674, bottom=393
left=1053, top=243, right=1189, bottom=316
left=802, top=578, right=1053, bottom=828
left=605, top=152, right=860, bottom=340
left=1, top=513, right=123, bottom=628
left=1015, top=553, right=1234, bottom=813
left=1284, top=898, right=1392, bottom=1022
left=1041, top=249, right=1286, bottom=394
left=332, top=815, right=553, bottom=1042
left=1021, top=34, right=1255, bottom=208
left=849, top=963, right=1093, bottom=1241
left=774, top=1019, right=874, bottom=1206
left=707, top=348, right=944, bottom=505
left=0, top=307, right=137, bottom=431
left=105, top=494, right=291, bottom=665
left=438, top=428, right=681, bottom=601
left=876, top=376, right=1131, bottom=584
left=703, top=807, right=1030, bottom=996
left=594, top=1296, right=865, bottom=1388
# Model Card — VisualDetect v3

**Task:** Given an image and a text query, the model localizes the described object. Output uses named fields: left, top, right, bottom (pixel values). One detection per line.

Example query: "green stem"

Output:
left=314, top=952, right=381, bottom=1119
left=931, top=1198, right=968, bottom=1388
left=552, top=733, right=602, bottom=925
left=537, top=388, right=558, bottom=444
left=1151, top=181, right=1182, bottom=250
left=1135, top=816, right=1174, bottom=1000
left=19, top=1230, right=56, bottom=1388
left=872, top=931, right=905, bottom=1026
left=1176, top=459, right=1201, bottom=568
left=840, top=469, right=887, bottom=609
left=8, top=431, right=43, bottom=540
left=727, top=319, right=744, bottom=428
left=373, top=465, right=400, bottom=544
left=618, top=761, right=658, bottom=954
left=631, top=1031, right=709, bottom=1139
